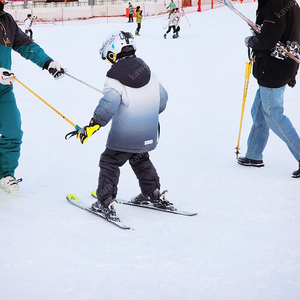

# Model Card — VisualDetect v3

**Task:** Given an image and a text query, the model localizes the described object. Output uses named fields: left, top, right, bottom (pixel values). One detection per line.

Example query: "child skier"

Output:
left=164, top=9, right=179, bottom=39
left=174, top=7, right=182, bottom=38
left=135, top=6, right=142, bottom=36
left=72, top=31, right=169, bottom=219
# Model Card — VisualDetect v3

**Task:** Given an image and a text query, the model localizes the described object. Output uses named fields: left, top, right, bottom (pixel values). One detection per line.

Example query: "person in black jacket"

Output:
left=237, top=0, right=300, bottom=177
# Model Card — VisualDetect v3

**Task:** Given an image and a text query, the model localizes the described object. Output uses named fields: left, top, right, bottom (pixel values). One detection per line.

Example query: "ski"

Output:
left=66, top=194, right=130, bottom=230
left=91, top=191, right=197, bottom=217
left=223, top=0, right=300, bottom=64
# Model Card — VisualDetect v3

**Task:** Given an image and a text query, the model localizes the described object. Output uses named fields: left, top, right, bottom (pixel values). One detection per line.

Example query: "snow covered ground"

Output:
left=1, top=2, right=300, bottom=299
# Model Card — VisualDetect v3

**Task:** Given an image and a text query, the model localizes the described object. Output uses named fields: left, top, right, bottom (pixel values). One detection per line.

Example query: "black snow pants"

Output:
left=166, top=25, right=176, bottom=34
left=96, top=148, right=160, bottom=203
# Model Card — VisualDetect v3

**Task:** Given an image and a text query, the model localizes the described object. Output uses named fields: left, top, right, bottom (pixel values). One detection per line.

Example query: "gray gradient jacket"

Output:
left=93, top=56, right=168, bottom=153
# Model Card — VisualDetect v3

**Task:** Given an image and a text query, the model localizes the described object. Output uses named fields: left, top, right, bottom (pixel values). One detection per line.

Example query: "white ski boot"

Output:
left=0, top=175, right=22, bottom=194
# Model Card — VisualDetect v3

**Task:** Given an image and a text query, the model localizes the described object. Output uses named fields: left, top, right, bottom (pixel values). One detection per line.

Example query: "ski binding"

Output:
left=66, top=194, right=130, bottom=230
left=91, top=191, right=197, bottom=216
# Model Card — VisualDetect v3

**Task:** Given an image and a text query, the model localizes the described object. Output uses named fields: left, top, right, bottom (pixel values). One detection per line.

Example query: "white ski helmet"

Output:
left=99, top=31, right=136, bottom=63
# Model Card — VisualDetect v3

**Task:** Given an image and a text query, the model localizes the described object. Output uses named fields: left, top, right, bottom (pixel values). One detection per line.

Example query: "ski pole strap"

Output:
left=65, top=129, right=79, bottom=140
left=247, top=46, right=253, bottom=61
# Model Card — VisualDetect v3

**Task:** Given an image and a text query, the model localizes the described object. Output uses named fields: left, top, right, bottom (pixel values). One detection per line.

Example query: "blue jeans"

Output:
left=245, top=85, right=300, bottom=161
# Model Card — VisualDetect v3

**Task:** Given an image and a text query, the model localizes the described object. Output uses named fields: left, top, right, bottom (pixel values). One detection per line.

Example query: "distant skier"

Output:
left=24, top=14, right=35, bottom=40
left=237, top=0, right=300, bottom=177
left=128, top=2, right=134, bottom=22
left=72, top=31, right=169, bottom=218
left=135, top=6, right=142, bottom=36
left=163, top=9, right=178, bottom=39
left=166, top=0, right=176, bottom=16
left=174, top=7, right=182, bottom=38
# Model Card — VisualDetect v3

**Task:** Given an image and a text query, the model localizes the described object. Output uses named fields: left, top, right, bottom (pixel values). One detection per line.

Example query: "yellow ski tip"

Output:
left=66, top=194, right=79, bottom=201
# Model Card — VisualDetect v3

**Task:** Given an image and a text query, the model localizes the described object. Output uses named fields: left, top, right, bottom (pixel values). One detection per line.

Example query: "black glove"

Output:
left=244, top=36, right=253, bottom=47
left=44, top=60, right=66, bottom=79
left=245, top=35, right=259, bottom=48
left=288, top=78, right=296, bottom=88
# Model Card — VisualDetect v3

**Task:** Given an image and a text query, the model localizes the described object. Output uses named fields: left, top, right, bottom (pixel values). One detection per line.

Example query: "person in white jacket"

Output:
left=74, top=31, right=169, bottom=218
left=174, top=7, right=182, bottom=38
left=163, top=9, right=179, bottom=39
left=24, top=14, right=34, bottom=40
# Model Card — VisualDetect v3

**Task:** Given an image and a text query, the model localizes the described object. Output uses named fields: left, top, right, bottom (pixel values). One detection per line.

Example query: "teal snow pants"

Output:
left=0, top=89, right=23, bottom=179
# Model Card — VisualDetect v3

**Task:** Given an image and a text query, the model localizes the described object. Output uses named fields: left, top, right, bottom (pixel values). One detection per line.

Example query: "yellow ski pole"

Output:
left=14, top=77, right=81, bottom=130
left=235, top=59, right=253, bottom=159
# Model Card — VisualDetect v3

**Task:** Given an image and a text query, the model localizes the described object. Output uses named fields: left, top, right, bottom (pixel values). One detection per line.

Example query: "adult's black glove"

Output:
left=44, top=60, right=66, bottom=79
left=288, top=78, right=296, bottom=88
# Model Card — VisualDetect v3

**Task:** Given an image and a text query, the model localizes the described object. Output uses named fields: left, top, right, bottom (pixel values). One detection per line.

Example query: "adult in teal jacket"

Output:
left=0, top=0, right=65, bottom=193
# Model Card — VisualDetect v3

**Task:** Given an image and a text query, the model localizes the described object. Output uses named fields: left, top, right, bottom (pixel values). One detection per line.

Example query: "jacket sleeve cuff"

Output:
left=43, top=59, right=53, bottom=70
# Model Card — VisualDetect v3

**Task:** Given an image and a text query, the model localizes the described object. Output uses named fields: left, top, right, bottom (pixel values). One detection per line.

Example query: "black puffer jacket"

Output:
left=248, top=0, right=300, bottom=88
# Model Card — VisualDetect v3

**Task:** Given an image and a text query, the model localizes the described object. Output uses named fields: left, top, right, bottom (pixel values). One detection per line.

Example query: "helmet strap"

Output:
left=106, top=51, right=118, bottom=64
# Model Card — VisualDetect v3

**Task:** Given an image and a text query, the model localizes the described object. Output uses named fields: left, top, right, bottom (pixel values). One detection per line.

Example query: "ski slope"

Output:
left=1, top=2, right=300, bottom=299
